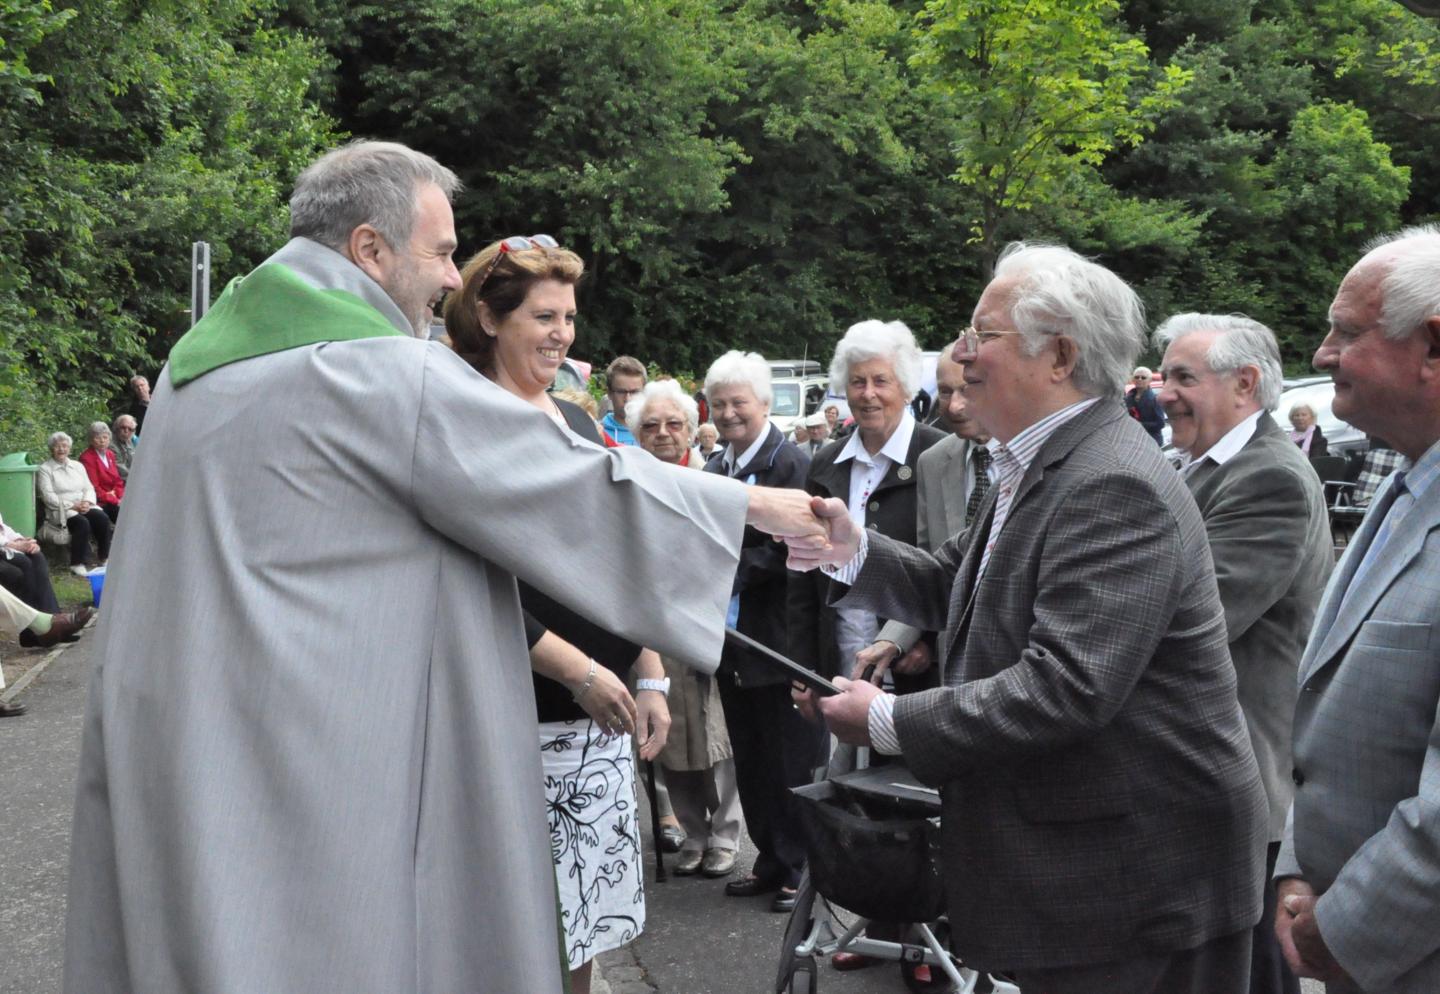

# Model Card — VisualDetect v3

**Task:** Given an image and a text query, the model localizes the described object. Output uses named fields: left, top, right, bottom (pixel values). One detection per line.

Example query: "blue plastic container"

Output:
left=88, top=566, right=106, bottom=607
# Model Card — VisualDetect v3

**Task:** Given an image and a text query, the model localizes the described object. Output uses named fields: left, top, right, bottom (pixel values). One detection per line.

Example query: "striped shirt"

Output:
left=856, top=397, right=1100, bottom=754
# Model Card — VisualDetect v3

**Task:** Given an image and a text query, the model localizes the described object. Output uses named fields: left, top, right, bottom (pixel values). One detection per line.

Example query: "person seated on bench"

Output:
left=79, top=421, right=124, bottom=523
left=37, top=431, right=113, bottom=576
left=0, top=510, right=64, bottom=634
left=0, top=585, right=94, bottom=716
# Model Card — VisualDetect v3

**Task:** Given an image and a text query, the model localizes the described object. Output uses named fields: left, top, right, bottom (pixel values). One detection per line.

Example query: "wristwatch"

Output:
left=635, top=677, right=671, bottom=696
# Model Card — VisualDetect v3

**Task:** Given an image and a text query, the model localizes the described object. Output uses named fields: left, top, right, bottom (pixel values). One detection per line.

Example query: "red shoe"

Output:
left=831, top=951, right=878, bottom=971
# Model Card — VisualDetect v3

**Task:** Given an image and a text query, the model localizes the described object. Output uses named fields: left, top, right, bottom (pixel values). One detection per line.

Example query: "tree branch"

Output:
left=1396, top=0, right=1440, bottom=18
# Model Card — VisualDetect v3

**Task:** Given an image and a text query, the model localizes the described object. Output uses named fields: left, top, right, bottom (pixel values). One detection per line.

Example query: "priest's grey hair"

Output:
left=290, top=140, right=462, bottom=254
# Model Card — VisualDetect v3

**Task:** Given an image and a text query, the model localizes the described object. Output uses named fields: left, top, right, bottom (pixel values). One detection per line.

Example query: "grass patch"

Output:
left=50, top=569, right=96, bottom=610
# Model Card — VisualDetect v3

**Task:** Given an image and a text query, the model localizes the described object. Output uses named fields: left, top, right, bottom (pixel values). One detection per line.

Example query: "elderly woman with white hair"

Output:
left=1286, top=403, right=1329, bottom=459
left=700, top=350, right=823, bottom=912
left=79, top=420, right=125, bottom=522
left=37, top=430, right=113, bottom=574
left=786, top=320, right=946, bottom=970
left=627, top=380, right=742, bottom=877
left=789, top=320, right=947, bottom=688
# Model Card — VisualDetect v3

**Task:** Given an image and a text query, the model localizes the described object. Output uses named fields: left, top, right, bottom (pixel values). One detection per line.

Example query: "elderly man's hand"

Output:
left=1276, top=878, right=1351, bottom=982
left=852, top=640, right=901, bottom=683
left=784, top=496, right=859, bottom=572
left=815, top=677, right=881, bottom=747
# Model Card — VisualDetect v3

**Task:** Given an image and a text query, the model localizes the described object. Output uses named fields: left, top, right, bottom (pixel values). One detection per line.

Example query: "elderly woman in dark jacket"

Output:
left=629, top=379, right=741, bottom=878
left=786, top=319, right=946, bottom=973
left=788, top=320, right=946, bottom=688
left=702, top=350, right=822, bottom=913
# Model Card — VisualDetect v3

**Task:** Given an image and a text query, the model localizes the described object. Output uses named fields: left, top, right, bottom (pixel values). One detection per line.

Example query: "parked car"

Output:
left=767, top=358, right=824, bottom=378
left=769, top=373, right=830, bottom=435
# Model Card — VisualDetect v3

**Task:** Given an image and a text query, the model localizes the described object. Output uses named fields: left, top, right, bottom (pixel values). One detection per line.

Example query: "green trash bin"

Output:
left=0, top=452, right=40, bottom=538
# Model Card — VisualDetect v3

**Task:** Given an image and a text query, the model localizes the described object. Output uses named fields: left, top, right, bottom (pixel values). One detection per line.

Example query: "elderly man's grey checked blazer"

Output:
left=1185, top=412, right=1334, bottom=840
left=835, top=399, right=1268, bottom=972
left=1276, top=467, right=1440, bottom=994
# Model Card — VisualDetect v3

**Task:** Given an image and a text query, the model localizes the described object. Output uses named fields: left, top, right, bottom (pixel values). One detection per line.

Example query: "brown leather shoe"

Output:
left=31, top=607, right=96, bottom=648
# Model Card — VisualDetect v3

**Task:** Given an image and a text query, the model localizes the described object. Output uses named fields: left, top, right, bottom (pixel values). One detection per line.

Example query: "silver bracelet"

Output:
left=571, top=658, right=598, bottom=702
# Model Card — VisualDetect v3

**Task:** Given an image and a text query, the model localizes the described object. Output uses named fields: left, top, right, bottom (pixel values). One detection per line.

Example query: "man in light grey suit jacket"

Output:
left=856, top=347, right=991, bottom=683
left=1156, top=313, right=1333, bottom=994
left=1275, top=224, right=1440, bottom=994
left=795, top=243, right=1268, bottom=993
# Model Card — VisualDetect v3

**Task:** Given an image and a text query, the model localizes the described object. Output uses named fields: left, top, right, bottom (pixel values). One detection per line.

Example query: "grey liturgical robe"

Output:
left=64, top=289, right=749, bottom=990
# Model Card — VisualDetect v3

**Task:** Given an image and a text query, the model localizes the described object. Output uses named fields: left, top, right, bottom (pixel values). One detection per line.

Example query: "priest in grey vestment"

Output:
left=63, top=142, right=812, bottom=994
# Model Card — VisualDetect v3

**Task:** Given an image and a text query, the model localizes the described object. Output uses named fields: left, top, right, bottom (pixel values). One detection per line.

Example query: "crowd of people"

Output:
left=35, top=139, right=1437, bottom=994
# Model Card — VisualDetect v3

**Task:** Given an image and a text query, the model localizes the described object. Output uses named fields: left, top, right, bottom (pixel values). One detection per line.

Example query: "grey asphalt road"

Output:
left=0, top=640, right=1321, bottom=994
left=0, top=638, right=90, bottom=994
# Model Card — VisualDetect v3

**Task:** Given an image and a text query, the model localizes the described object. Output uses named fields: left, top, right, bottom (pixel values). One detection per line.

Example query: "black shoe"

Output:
left=771, top=887, right=798, bottom=913
left=724, top=875, right=781, bottom=898
left=0, top=700, right=27, bottom=718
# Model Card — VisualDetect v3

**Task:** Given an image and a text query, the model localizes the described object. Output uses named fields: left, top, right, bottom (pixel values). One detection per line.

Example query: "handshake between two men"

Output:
left=748, top=491, right=883, bottom=747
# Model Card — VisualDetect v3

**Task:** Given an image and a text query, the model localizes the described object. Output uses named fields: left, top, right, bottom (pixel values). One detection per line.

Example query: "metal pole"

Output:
left=191, top=241, right=212, bottom=326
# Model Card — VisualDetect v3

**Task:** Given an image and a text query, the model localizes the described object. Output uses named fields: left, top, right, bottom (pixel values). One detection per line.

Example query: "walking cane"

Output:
left=644, top=758, right=668, bottom=882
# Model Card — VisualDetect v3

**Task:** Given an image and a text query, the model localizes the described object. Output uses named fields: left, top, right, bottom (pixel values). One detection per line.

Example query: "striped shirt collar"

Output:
left=985, top=397, right=1100, bottom=475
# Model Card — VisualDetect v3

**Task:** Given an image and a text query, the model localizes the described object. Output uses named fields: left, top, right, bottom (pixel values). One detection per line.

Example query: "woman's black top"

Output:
left=526, top=397, right=643, bottom=722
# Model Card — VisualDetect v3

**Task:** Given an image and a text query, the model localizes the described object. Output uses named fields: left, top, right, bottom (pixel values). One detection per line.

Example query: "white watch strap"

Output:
left=635, top=677, right=670, bottom=696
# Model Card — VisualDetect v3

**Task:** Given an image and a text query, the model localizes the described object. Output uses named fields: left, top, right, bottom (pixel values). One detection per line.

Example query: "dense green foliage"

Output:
left=3, top=0, right=1438, bottom=460
left=0, top=0, right=335, bottom=458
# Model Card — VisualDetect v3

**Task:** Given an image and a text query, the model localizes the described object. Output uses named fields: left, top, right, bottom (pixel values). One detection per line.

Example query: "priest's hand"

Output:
left=745, top=486, right=825, bottom=542
left=784, top=496, right=859, bottom=572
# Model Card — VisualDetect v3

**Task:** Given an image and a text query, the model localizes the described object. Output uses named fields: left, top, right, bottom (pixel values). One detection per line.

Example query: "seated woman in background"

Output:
left=110, top=414, right=139, bottom=479
left=445, top=234, right=672, bottom=994
left=629, top=380, right=741, bottom=878
left=79, top=421, right=124, bottom=522
left=37, top=431, right=113, bottom=576
left=1288, top=403, right=1328, bottom=459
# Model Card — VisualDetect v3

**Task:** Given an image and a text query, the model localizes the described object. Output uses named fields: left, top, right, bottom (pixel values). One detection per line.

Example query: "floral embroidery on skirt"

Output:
left=540, top=717, right=644, bottom=967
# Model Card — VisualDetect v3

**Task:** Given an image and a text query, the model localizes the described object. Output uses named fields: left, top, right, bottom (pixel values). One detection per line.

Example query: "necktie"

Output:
left=965, top=447, right=992, bottom=524
left=1338, top=472, right=1411, bottom=615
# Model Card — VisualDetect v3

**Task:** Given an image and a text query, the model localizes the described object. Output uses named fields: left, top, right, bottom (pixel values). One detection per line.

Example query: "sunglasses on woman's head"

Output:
left=477, top=234, right=560, bottom=299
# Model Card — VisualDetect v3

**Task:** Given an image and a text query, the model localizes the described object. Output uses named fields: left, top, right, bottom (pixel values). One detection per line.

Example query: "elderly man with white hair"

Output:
left=1156, top=312, right=1333, bottom=994
left=701, top=350, right=823, bottom=912
left=793, top=242, right=1268, bottom=993
left=1273, top=224, right=1440, bottom=994
left=628, top=380, right=742, bottom=877
left=110, top=415, right=138, bottom=479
